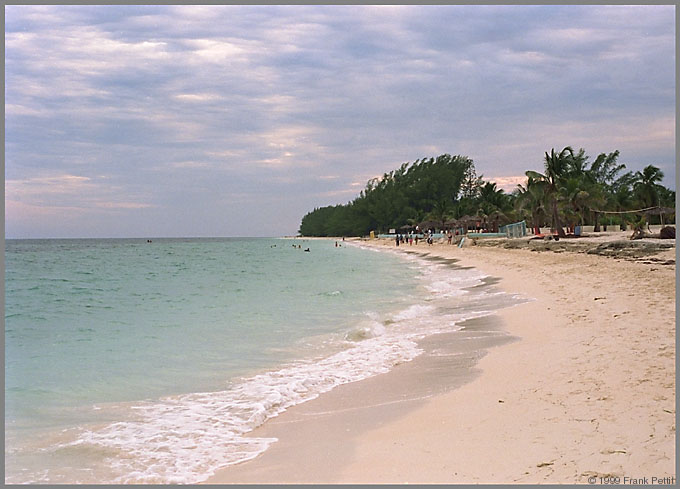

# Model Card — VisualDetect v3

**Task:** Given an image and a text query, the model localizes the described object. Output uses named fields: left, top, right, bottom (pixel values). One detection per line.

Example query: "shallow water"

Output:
left=5, top=238, right=523, bottom=484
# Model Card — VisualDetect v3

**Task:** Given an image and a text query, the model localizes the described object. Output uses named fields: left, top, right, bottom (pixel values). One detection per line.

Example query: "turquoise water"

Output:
left=5, top=238, right=519, bottom=483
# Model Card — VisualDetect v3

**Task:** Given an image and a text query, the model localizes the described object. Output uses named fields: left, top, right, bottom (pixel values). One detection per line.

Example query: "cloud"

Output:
left=173, top=93, right=223, bottom=103
left=4, top=5, right=675, bottom=238
left=6, top=173, right=155, bottom=211
left=7, top=174, right=94, bottom=197
left=489, top=176, right=529, bottom=193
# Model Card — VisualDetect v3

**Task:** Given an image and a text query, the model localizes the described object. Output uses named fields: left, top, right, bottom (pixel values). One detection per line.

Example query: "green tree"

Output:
left=300, top=149, right=675, bottom=237
left=515, top=175, right=547, bottom=234
left=560, top=177, right=592, bottom=231
left=475, top=181, right=511, bottom=232
left=633, top=165, right=665, bottom=208
left=586, top=150, right=626, bottom=231
left=299, top=154, right=473, bottom=236
left=526, top=146, right=574, bottom=238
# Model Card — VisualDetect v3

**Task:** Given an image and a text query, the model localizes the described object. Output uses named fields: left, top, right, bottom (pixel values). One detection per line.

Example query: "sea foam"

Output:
left=72, top=326, right=424, bottom=483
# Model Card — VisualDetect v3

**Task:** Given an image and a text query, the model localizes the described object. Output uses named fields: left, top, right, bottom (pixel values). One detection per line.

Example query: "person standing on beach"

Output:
left=395, top=234, right=400, bottom=246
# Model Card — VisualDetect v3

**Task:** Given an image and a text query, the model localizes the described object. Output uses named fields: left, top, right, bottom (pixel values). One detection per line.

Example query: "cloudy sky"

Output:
left=5, top=5, right=676, bottom=238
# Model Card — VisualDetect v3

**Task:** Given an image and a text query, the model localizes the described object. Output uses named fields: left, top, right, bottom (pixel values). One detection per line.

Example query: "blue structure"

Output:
left=499, top=220, right=527, bottom=238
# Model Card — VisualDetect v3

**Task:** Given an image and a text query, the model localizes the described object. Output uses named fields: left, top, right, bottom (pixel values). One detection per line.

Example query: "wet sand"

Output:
left=207, top=313, right=516, bottom=483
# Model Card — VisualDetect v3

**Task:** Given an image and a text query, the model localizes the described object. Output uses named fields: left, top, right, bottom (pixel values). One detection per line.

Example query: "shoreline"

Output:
left=208, top=235, right=675, bottom=484
left=206, top=314, right=518, bottom=484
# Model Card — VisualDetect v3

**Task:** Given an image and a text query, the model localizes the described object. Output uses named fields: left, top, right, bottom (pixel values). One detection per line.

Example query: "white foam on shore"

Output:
left=60, top=243, right=517, bottom=484
left=70, top=329, right=425, bottom=483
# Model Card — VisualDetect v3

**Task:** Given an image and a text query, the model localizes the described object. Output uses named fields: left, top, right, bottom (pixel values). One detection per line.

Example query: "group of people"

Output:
left=394, top=229, right=457, bottom=247
left=394, top=232, right=434, bottom=247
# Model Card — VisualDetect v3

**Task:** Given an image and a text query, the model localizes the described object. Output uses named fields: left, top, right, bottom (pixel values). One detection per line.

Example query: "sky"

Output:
left=5, top=4, right=676, bottom=238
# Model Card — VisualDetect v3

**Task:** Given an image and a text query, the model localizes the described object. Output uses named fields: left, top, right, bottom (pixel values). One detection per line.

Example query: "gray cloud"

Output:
left=5, top=5, right=675, bottom=238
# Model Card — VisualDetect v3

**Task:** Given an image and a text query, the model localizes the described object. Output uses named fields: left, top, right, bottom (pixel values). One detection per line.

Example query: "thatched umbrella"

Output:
left=487, top=210, right=509, bottom=233
left=641, top=206, right=675, bottom=227
left=641, top=206, right=675, bottom=215
left=417, top=220, right=439, bottom=233
left=399, top=224, right=415, bottom=231
left=456, top=215, right=480, bottom=233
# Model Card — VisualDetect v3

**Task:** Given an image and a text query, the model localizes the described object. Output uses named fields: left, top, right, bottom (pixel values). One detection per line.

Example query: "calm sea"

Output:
left=5, top=237, right=520, bottom=484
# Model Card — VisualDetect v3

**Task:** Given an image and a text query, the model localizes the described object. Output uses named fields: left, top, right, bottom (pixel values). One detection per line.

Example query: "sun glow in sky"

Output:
left=5, top=5, right=675, bottom=238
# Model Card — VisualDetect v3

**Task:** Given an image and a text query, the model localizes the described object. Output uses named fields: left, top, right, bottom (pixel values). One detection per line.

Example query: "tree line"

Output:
left=298, top=148, right=675, bottom=237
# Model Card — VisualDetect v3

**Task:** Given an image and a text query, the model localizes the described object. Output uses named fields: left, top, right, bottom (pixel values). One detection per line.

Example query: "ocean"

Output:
left=5, top=237, right=522, bottom=484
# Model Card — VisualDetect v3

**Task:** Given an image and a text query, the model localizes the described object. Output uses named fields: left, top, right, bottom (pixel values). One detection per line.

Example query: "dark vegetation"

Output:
left=298, top=147, right=676, bottom=237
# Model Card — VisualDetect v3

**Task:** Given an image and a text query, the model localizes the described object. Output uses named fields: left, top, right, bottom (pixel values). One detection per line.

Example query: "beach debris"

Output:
left=601, top=448, right=627, bottom=454
left=659, top=226, right=675, bottom=239
left=587, top=240, right=674, bottom=259
left=536, top=461, right=554, bottom=468
left=630, top=224, right=675, bottom=240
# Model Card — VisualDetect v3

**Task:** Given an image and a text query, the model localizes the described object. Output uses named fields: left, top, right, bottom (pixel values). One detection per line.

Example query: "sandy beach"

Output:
left=208, top=231, right=676, bottom=484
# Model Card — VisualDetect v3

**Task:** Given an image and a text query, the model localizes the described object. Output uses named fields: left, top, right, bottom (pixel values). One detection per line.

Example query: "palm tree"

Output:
left=515, top=175, right=547, bottom=234
left=634, top=165, right=665, bottom=208
left=475, top=181, right=512, bottom=232
left=560, top=176, right=600, bottom=233
left=427, top=198, right=452, bottom=231
left=526, top=146, right=574, bottom=238
left=584, top=150, right=626, bottom=231
left=591, top=170, right=634, bottom=231
left=478, top=181, right=506, bottom=207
